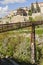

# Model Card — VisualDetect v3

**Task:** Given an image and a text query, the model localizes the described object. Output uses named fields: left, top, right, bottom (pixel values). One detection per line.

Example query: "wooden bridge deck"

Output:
left=0, top=21, right=43, bottom=33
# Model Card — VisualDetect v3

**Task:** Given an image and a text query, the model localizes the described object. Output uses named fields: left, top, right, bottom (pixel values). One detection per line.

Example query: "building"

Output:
left=32, top=2, right=43, bottom=13
left=17, top=8, right=27, bottom=16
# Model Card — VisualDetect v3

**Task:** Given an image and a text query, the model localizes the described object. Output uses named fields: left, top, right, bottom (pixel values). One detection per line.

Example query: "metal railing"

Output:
left=0, top=21, right=43, bottom=33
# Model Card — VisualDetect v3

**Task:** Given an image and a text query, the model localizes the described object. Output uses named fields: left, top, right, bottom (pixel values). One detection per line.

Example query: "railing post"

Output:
left=30, top=25, right=36, bottom=64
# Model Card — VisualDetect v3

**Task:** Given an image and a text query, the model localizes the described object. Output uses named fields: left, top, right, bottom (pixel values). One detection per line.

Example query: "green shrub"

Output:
left=29, top=17, right=35, bottom=22
left=28, top=10, right=32, bottom=16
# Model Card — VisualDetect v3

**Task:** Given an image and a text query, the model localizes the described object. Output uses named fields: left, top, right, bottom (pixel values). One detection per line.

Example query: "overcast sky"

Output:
left=0, top=0, right=43, bottom=18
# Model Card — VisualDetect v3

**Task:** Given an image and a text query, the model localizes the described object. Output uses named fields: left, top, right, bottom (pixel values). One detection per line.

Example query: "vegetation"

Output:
left=29, top=15, right=43, bottom=22
left=31, top=3, right=35, bottom=13
left=28, top=10, right=32, bottom=16
left=29, top=16, right=35, bottom=22
left=36, top=1, right=40, bottom=12
left=0, top=14, right=43, bottom=65
left=0, top=26, right=43, bottom=65
left=34, top=15, right=43, bottom=21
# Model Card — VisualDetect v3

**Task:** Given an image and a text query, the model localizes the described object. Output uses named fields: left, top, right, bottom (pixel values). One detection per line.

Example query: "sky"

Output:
left=0, top=0, right=43, bottom=18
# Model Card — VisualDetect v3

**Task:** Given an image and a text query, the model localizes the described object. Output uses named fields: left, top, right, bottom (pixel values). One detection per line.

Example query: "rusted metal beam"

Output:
left=30, top=25, right=36, bottom=64
left=0, top=21, right=43, bottom=32
left=0, top=22, right=32, bottom=33
left=32, top=21, right=43, bottom=26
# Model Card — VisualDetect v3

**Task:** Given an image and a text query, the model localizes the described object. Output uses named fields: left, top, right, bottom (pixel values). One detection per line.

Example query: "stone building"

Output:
left=32, top=2, right=43, bottom=13
left=17, top=8, right=27, bottom=16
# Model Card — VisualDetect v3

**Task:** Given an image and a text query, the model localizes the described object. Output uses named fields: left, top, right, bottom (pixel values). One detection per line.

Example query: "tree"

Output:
left=36, top=2, right=40, bottom=12
left=28, top=10, right=32, bottom=16
left=31, top=3, right=35, bottom=13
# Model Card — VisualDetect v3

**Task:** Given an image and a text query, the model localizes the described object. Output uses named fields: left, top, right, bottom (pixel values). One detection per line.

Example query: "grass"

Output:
left=39, top=58, right=43, bottom=65
left=0, top=27, right=43, bottom=65
left=35, top=28, right=43, bottom=34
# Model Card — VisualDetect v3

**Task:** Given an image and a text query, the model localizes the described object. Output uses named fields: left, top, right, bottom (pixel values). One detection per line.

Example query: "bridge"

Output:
left=0, top=21, right=43, bottom=64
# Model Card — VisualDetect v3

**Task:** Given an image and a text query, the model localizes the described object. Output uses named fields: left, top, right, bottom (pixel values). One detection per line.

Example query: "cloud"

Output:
left=0, top=0, right=27, bottom=4
left=0, top=5, right=9, bottom=18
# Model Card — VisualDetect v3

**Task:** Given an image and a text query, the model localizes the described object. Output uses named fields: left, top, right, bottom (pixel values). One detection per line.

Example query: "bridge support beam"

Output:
left=31, top=25, right=36, bottom=64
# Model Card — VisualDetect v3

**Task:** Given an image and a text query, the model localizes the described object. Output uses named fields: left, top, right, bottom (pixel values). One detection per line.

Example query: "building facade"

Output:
left=33, top=2, right=43, bottom=13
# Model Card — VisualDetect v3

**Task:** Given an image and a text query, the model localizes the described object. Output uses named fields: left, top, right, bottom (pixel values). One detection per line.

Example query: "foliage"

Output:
left=39, top=59, right=43, bottom=65
left=31, top=3, right=35, bottom=13
left=6, top=21, right=9, bottom=24
left=34, top=15, right=43, bottom=21
left=28, top=10, right=32, bottom=16
left=29, top=16, right=35, bottom=22
left=36, top=28, right=43, bottom=34
left=14, top=36, right=30, bottom=62
left=36, top=2, right=40, bottom=12
left=0, top=28, right=43, bottom=64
